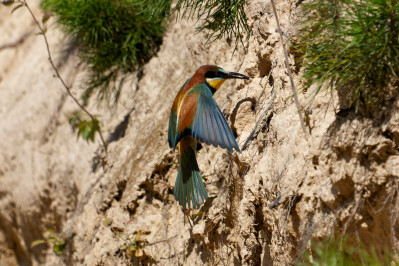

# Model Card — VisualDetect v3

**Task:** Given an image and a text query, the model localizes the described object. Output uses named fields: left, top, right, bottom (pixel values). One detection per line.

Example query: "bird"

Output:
left=168, top=65, right=249, bottom=215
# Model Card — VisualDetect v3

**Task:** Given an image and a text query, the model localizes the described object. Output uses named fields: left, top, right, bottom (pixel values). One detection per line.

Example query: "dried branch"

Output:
left=19, top=0, right=108, bottom=153
left=270, top=0, right=308, bottom=136
left=241, top=61, right=276, bottom=151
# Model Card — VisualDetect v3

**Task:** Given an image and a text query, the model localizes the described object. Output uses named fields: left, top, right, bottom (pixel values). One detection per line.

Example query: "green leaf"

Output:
left=102, top=218, right=113, bottom=227
left=31, top=239, right=46, bottom=248
left=191, top=211, right=204, bottom=218
left=73, top=117, right=100, bottom=142
left=35, top=28, right=48, bottom=35
left=56, top=240, right=65, bottom=246
left=88, top=119, right=99, bottom=142
left=80, top=125, right=90, bottom=140
left=115, top=233, right=124, bottom=239
left=42, top=12, right=51, bottom=24
left=53, top=244, right=64, bottom=255
left=47, top=237, right=57, bottom=243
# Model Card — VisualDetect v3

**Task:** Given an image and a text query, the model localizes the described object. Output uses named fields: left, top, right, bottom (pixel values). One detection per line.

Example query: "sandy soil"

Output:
left=0, top=0, right=398, bottom=265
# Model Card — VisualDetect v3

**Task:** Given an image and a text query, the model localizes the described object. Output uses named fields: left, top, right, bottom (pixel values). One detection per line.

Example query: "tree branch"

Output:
left=19, top=0, right=108, bottom=153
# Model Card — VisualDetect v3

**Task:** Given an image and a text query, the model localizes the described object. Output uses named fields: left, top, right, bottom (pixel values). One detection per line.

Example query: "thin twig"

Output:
left=241, top=64, right=276, bottom=151
left=147, top=235, right=178, bottom=246
left=270, top=0, right=308, bottom=136
left=20, top=0, right=108, bottom=153
left=241, top=85, right=274, bottom=151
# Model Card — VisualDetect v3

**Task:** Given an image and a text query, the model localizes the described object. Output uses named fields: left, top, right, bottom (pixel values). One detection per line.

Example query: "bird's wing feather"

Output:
left=174, top=138, right=207, bottom=213
left=189, top=83, right=240, bottom=152
left=168, top=111, right=177, bottom=149
left=168, top=79, right=190, bottom=149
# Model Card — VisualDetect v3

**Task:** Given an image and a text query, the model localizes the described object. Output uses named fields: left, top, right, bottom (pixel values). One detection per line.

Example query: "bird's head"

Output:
left=197, top=65, right=249, bottom=93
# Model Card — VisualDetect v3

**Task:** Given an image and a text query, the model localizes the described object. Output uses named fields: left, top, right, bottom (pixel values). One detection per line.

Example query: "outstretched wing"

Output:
left=176, top=83, right=239, bottom=152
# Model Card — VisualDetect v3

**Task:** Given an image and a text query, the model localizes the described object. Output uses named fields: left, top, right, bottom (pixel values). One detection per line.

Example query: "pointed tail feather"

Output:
left=174, top=138, right=208, bottom=213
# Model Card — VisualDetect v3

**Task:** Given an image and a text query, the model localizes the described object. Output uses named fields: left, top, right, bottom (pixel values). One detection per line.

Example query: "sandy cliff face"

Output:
left=0, top=0, right=398, bottom=265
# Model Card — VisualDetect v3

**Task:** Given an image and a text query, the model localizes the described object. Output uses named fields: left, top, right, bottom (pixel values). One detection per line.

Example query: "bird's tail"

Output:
left=174, top=137, right=208, bottom=213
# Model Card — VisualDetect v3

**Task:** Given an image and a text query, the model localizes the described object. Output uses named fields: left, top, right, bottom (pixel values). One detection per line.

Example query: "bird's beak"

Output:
left=226, top=72, right=249, bottom=80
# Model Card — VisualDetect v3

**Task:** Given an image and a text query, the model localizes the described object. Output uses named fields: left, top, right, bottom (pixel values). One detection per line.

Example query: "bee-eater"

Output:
left=168, top=65, right=249, bottom=214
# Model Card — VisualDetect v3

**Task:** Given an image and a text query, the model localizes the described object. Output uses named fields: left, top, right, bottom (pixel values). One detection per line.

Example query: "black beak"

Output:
left=226, top=72, right=249, bottom=80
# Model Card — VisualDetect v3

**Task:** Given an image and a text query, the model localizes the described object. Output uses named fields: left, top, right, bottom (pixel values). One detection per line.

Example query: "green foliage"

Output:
left=118, top=230, right=147, bottom=258
left=31, top=229, right=66, bottom=256
left=296, top=0, right=399, bottom=113
left=41, top=0, right=165, bottom=104
left=297, top=234, right=399, bottom=266
left=107, top=222, right=150, bottom=259
left=67, top=110, right=100, bottom=143
left=148, top=0, right=250, bottom=45
left=40, top=0, right=249, bottom=105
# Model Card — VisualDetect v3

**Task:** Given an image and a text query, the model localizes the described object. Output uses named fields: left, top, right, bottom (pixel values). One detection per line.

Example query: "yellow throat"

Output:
left=207, top=79, right=226, bottom=90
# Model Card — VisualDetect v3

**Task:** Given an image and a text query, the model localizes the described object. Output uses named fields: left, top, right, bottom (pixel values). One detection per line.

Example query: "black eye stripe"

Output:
left=205, top=70, right=225, bottom=79
left=205, top=71, right=216, bottom=78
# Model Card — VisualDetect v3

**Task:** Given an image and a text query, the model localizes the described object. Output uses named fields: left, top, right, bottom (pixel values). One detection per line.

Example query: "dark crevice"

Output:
left=257, top=55, right=272, bottom=78
left=126, top=199, right=139, bottom=216
left=253, top=202, right=265, bottom=265
left=114, top=179, right=127, bottom=201
left=230, top=97, right=257, bottom=138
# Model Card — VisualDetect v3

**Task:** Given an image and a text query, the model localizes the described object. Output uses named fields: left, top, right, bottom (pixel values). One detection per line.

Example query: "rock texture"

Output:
left=0, top=0, right=398, bottom=265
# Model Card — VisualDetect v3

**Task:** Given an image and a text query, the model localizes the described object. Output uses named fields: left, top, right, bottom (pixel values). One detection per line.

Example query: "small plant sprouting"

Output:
left=118, top=230, right=149, bottom=258
left=103, top=220, right=151, bottom=259
left=31, top=229, right=66, bottom=256
left=183, top=209, right=207, bottom=224
left=3, top=0, right=108, bottom=152
left=67, top=111, right=101, bottom=143
left=112, top=227, right=150, bottom=258
left=190, top=210, right=205, bottom=219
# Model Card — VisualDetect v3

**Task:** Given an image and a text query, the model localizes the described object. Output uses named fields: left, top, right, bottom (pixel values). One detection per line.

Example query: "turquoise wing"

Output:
left=189, top=83, right=240, bottom=152
left=174, top=143, right=208, bottom=212
left=168, top=111, right=177, bottom=149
